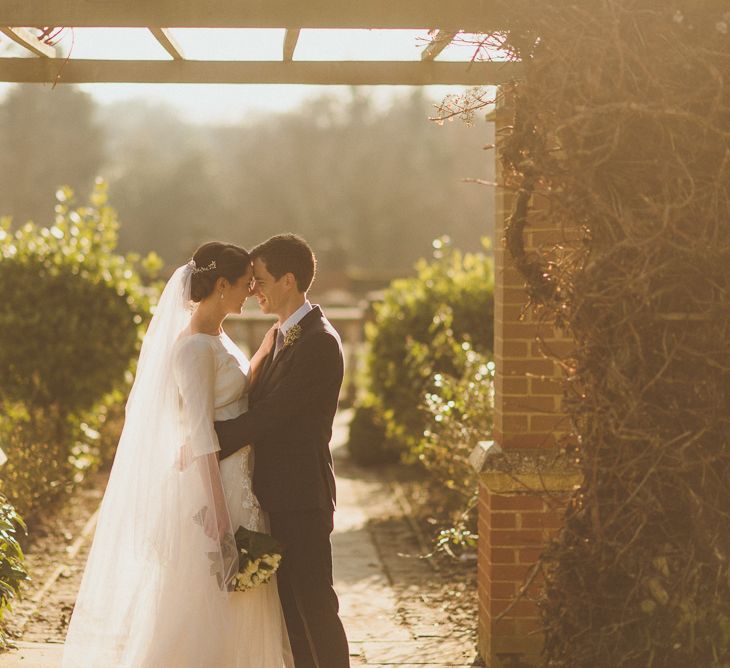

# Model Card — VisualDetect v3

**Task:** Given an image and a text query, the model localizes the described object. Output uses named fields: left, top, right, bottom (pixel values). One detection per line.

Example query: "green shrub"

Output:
left=0, top=181, right=159, bottom=413
left=0, top=181, right=161, bottom=518
left=78, top=396, right=127, bottom=471
left=414, top=322, right=495, bottom=552
left=0, top=399, right=127, bottom=521
left=0, top=403, right=71, bottom=520
left=365, top=237, right=494, bottom=458
left=346, top=399, right=400, bottom=466
left=0, top=492, right=28, bottom=649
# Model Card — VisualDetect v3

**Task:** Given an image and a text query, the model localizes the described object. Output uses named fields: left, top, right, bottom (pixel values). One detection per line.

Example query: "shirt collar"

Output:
left=280, top=300, right=313, bottom=337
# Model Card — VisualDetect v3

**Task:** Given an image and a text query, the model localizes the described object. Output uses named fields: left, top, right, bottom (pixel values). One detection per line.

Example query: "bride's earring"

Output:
left=219, top=292, right=224, bottom=300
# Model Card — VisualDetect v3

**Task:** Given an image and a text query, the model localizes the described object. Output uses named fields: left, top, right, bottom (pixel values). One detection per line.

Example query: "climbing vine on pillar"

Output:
left=435, top=2, right=730, bottom=665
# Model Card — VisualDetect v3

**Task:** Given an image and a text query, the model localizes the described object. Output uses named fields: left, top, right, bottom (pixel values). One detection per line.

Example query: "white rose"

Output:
left=262, top=554, right=278, bottom=568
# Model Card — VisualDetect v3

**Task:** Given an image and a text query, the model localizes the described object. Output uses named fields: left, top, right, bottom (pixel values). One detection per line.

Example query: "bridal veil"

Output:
left=62, top=263, right=238, bottom=667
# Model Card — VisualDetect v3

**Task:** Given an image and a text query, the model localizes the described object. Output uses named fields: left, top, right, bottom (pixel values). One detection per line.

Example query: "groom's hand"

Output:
left=214, top=417, right=254, bottom=460
left=214, top=418, right=237, bottom=460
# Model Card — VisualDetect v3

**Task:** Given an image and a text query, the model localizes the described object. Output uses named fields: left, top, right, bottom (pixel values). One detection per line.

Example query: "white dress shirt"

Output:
left=274, top=299, right=313, bottom=357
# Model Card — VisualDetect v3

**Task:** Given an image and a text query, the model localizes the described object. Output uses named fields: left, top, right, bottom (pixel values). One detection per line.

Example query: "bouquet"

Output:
left=194, top=507, right=284, bottom=592
left=229, top=526, right=283, bottom=592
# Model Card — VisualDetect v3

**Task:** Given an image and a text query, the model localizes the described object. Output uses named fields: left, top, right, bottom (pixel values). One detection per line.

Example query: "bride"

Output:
left=62, top=242, right=293, bottom=667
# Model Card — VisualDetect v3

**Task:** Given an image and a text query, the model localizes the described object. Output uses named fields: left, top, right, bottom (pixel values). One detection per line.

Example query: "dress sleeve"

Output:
left=174, top=337, right=220, bottom=457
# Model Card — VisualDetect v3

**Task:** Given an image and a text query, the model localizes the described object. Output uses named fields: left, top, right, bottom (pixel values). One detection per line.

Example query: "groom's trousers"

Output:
left=269, top=510, right=350, bottom=668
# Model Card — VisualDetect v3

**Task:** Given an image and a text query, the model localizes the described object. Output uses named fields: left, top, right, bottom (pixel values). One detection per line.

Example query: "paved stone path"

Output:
left=0, top=412, right=476, bottom=667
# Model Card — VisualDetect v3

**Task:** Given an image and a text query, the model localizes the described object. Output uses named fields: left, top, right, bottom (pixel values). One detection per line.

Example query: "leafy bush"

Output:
left=0, top=181, right=161, bottom=519
left=413, top=320, right=495, bottom=553
left=0, top=492, right=28, bottom=649
left=0, top=181, right=158, bottom=413
left=0, top=403, right=71, bottom=521
left=346, top=399, right=400, bottom=466
left=0, top=400, right=124, bottom=520
left=364, top=238, right=494, bottom=458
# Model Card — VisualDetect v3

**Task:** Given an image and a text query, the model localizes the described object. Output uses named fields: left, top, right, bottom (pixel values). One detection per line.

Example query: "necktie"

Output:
left=273, top=328, right=285, bottom=358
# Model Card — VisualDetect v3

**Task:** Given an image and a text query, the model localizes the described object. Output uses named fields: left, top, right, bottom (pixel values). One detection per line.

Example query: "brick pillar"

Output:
left=474, top=86, right=580, bottom=667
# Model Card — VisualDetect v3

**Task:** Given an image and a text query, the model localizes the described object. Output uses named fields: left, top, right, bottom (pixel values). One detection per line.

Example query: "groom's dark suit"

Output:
left=214, top=305, right=350, bottom=668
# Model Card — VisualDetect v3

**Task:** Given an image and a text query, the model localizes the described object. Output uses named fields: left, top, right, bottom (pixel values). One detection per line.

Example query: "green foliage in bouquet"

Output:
left=0, top=181, right=163, bottom=520
left=230, top=527, right=284, bottom=592
left=363, top=237, right=494, bottom=459
left=0, top=493, right=29, bottom=649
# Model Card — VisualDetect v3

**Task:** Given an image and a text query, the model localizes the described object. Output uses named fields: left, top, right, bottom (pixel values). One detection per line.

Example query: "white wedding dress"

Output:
left=174, top=329, right=293, bottom=668
left=62, top=262, right=292, bottom=668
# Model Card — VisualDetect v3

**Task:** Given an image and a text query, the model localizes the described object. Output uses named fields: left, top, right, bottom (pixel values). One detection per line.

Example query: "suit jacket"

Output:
left=214, top=306, right=343, bottom=513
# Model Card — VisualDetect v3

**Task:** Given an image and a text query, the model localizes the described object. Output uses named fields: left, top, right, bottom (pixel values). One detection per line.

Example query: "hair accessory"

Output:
left=191, top=260, right=217, bottom=274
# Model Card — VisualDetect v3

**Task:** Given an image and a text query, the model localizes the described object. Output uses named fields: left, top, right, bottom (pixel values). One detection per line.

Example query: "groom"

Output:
left=214, top=234, right=350, bottom=668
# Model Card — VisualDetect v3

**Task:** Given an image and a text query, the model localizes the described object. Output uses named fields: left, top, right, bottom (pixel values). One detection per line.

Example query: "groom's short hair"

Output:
left=251, top=234, right=316, bottom=293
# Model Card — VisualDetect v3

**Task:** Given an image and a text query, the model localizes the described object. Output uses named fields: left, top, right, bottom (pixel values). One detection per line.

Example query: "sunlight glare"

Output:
left=170, top=29, right=286, bottom=61
left=56, top=28, right=170, bottom=60
left=295, top=30, right=428, bottom=61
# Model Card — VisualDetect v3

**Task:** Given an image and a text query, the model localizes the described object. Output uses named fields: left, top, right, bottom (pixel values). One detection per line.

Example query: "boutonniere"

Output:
left=283, top=324, right=302, bottom=349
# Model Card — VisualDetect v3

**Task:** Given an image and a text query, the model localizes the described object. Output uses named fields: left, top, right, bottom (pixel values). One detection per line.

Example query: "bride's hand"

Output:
left=250, top=324, right=278, bottom=388
left=177, top=441, right=194, bottom=471
left=258, top=324, right=277, bottom=357
left=203, top=505, right=229, bottom=542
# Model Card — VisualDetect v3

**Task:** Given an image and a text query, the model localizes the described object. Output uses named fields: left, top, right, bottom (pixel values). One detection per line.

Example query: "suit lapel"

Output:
left=260, top=307, right=323, bottom=388
left=264, top=345, right=293, bottom=384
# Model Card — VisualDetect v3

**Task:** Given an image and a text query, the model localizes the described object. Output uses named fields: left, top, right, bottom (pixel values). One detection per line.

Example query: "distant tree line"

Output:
left=0, top=85, right=494, bottom=275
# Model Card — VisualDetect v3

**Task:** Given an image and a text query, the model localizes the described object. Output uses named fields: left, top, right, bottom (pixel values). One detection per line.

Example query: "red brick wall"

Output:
left=477, top=485, right=571, bottom=663
left=477, top=86, right=577, bottom=667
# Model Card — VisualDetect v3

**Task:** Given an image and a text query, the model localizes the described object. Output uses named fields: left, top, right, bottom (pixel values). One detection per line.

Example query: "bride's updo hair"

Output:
left=189, top=242, right=251, bottom=303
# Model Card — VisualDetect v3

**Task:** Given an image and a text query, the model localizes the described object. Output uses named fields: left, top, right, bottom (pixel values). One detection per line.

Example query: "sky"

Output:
left=0, top=28, right=494, bottom=124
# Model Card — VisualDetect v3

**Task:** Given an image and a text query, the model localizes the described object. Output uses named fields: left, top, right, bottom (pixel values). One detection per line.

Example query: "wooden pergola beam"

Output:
left=149, top=28, right=185, bottom=60
left=283, top=29, right=300, bottom=62
left=0, top=27, right=55, bottom=58
left=0, top=58, right=520, bottom=85
left=0, top=0, right=493, bottom=30
left=421, top=30, right=457, bottom=61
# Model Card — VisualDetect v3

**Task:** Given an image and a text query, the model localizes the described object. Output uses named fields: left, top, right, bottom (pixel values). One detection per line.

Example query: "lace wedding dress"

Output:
left=174, top=330, right=293, bottom=668
left=62, top=262, right=292, bottom=668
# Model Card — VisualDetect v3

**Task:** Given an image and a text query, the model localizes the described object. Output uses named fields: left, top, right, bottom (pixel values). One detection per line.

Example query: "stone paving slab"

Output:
left=357, top=639, right=474, bottom=664
left=332, top=414, right=474, bottom=667
left=0, top=642, right=63, bottom=667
